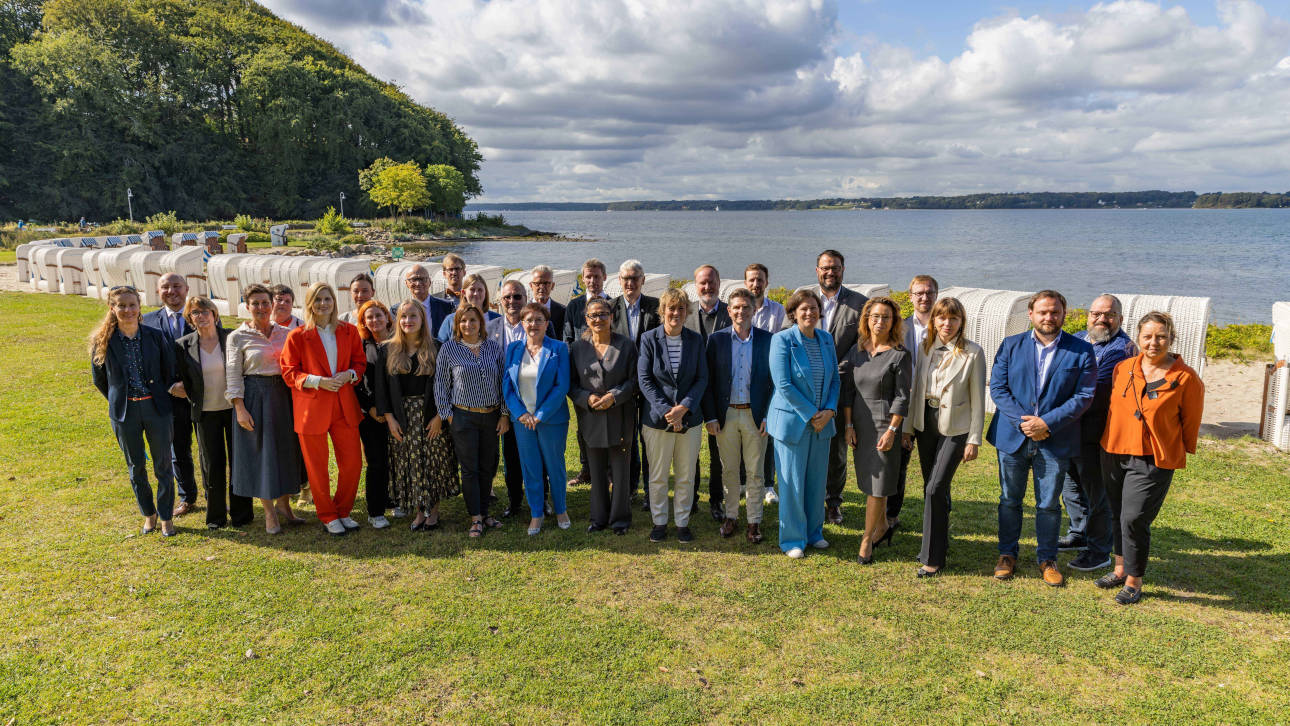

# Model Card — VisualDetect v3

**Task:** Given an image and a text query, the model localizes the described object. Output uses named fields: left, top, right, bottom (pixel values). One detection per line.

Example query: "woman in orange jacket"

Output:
left=281, top=282, right=367, bottom=536
left=1098, top=311, right=1204, bottom=604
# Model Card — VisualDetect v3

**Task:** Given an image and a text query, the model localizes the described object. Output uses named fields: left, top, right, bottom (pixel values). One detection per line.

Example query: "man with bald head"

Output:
left=142, top=272, right=199, bottom=516
left=1060, top=294, right=1136, bottom=572
left=400, top=263, right=454, bottom=335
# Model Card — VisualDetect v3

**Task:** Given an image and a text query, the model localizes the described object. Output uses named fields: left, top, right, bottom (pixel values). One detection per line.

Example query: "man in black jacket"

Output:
left=611, top=259, right=661, bottom=501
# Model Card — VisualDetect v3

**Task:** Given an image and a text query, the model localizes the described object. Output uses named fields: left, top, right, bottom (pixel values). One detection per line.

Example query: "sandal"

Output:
left=469, top=521, right=484, bottom=538
left=483, top=517, right=503, bottom=529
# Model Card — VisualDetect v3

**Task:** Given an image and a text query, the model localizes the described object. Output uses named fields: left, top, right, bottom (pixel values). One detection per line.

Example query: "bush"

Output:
left=234, top=214, right=267, bottom=232
left=1207, top=323, right=1273, bottom=361
left=389, top=217, right=434, bottom=235
left=315, top=206, right=352, bottom=235
left=337, top=233, right=365, bottom=247
left=308, top=236, right=341, bottom=253
left=97, top=218, right=142, bottom=235
left=471, top=212, right=507, bottom=226
left=242, top=232, right=270, bottom=245
left=144, top=210, right=180, bottom=235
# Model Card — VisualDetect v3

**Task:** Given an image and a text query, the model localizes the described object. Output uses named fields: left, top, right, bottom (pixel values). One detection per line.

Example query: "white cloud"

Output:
left=261, top=0, right=1290, bottom=200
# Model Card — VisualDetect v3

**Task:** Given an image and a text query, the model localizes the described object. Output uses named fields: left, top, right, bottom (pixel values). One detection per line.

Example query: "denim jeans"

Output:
left=997, top=440, right=1068, bottom=563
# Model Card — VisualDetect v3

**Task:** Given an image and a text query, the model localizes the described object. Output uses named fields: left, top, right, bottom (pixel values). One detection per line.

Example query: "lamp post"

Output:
left=127, top=187, right=134, bottom=222
left=339, top=191, right=345, bottom=218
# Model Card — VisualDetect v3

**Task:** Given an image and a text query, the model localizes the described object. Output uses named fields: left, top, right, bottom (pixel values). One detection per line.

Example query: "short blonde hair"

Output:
left=659, top=287, right=690, bottom=315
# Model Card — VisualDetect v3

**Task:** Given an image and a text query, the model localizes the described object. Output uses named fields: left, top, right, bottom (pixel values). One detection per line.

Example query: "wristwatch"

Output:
left=887, top=425, right=899, bottom=433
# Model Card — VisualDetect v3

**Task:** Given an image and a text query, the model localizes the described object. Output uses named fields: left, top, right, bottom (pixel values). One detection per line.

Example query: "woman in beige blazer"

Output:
left=902, top=297, right=986, bottom=577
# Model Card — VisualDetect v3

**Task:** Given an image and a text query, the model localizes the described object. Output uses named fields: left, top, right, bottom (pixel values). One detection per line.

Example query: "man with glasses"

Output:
left=813, top=250, right=867, bottom=526
left=564, top=259, right=611, bottom=487
left=529, top=264, right=566, bottom=340
left=1061, top=294, right=1135, bottom=572
left=887, top=275, right=938, bottom=532
left=400, top=264, right=454, bottom=335
left=611, top=259, right=661, bottom=502
left=437, top=253, right=467, bottom=303
left=141, top=273, right=199, bottom=517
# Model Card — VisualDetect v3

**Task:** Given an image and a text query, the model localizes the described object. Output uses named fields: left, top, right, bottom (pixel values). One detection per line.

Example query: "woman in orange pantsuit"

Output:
left=280, top=282, right=367, bottom=536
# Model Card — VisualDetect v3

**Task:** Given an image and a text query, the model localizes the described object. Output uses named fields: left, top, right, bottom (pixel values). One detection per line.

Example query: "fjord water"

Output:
left=460, top=208, right=1288, bottom=323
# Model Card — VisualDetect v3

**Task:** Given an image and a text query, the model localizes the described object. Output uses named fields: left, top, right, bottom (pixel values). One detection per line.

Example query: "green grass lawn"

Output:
left=2, top=292, right=1288, bottom=724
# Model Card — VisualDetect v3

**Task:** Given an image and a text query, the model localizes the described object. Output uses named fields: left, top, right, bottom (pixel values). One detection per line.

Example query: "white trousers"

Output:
left=641, top=425, right=702, bottom=526
left=714, top=407, right=768, bottom=523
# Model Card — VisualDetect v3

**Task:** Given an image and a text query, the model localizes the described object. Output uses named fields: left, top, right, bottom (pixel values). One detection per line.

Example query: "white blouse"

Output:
left=519, top=348, right=541, bottom=413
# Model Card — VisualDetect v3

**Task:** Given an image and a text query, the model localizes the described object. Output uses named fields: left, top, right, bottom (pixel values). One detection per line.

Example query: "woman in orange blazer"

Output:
left=281, top=282, right=367, bottom=536
left=1098, top=311, right=1204, bottom=605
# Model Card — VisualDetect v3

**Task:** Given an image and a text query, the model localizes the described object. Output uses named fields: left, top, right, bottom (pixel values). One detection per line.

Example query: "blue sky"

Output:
left=263, top=0, right=1290, bottom=201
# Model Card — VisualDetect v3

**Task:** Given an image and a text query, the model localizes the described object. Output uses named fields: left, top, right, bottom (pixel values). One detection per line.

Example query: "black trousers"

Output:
left=195, top=409, right=252, bottom=527
left=588, top=444, right=632, bottom=529
left=1102, top=452, right=1174, bottom=578
left=357, top=417, right=390, bottom=517
left=499, top=429, right=525, bottom=510
left=170, top=394, right=198, bottom=504
left=913, top=409, right=967, bottom=569
left=692, top=433, right=725, bottom=512
left=451, top=408, right=500, bottom=518
left=630, top=404, right=648, bottom=497
left=887, top=442, right=915, bottom=520
left=824, top=424, right=849, bottom=508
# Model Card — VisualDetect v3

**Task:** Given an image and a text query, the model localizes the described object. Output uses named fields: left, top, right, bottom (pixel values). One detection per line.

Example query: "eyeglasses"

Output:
left=868, top=315, right=893, bottom=322
left=910, top=291, right=936, bottom=298
left=587, top=312, right=611, bottom=320
left=620, top=275, right=643, bottom=282
left=444, top=266, right=465, bottom=274
left=502, top=294, right=525, bottom=301
left=406, top=276, right=429, bottom=283
left=1088, top=311, right=1119, bottom=319
left=817, top=265, right=842, bottom=273
left=531, top=280, right=553, bottom=286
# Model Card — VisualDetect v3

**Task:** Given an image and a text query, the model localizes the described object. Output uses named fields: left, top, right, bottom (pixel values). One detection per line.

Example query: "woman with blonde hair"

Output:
left=376, top=299, right=460, bottom=532
left=280, top=282, right=367, bottom=536
left=435, top=272, right=500, bottom=342
left=841, top=296, right=912, bottom=564
left=90, top=286, right=181, bottom=536
left=903, top=297, right=986, bottom=576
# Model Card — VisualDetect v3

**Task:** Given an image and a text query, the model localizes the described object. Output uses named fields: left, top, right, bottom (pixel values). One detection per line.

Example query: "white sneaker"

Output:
left=369, top=515, right=390, bottom=529
left=763, top=488, right=779, bottom=505
left=324, top=519, right=346, bottom=535
left=812, top=538, right=830, bottom=549
left=786, top=547, right=805, bottom=559
left=391, top=507, right=408, bottom=518
left=339, top=517, right=360, bottom=530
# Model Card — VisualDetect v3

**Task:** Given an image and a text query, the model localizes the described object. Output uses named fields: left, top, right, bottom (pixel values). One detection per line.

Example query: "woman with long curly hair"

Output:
left=354, top=298, right=395, bottom=528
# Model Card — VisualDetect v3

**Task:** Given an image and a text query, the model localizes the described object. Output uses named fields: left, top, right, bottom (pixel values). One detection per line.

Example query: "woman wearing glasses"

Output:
left=841, top=297, right=912, bottom=565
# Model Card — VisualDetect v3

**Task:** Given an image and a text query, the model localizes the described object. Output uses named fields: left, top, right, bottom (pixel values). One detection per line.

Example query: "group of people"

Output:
left=89, top=249, right=1204, bottom=604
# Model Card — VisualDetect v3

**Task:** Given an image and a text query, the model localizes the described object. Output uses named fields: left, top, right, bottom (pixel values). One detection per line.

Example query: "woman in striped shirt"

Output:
left=435, top=304, right=511, bottom=538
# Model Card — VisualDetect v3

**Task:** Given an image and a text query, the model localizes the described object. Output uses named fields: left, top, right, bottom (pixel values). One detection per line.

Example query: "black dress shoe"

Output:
left=710, top=505, right=724, bottom=523
left=587, top=523, right=606, bottom=533
left=677, top=526, right=694, bottom=543
left=1095, top=572, right=1127, bottom=589
left=916, top=566, right=942, bottom=578
left=613, top=526, right=628, bottom=536
left=1057, top=533, right=1087, bottom=551
left=1115, top=586, right=1142, bottom=605
left=650, top=525, right=667, bottom=542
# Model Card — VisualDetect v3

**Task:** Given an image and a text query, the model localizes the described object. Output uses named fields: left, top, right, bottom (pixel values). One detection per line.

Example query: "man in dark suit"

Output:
left=141, top=273, right=198, bottom=517
left=528, top=264, right=566, bottom=341
left=702, top=288, right=773, bottom=542
left=889, top=275, right=938, bottom=531
left=814, top=250, right=867, bottom=525
left=986, top=290, right=1097, bottom=587
left=398, top=264, right=454, bottom=337
left=611, top=259, right=661, bottom=501
left=563, top=258, right=610, bottom=488
left=488, top=280, right=536, bottom=517
left=686, top=264, right=733, bottom=521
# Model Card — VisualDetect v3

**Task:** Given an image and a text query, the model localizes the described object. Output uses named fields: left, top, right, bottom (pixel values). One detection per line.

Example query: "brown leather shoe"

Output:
left=719, top=518, right=737, bottom=538
left=993, top=554, right=1016, bottom=580
left=746, top=523, right=763, bottom=544
left=172, top=501, right=193, bottom=517
left=826, top=504, right=843, bottom=525
left=1039, top=560, right=1065, bottom=587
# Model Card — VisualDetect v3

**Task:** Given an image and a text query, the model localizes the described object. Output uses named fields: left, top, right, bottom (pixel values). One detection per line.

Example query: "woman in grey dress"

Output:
left=841, top=296, right=912, bottom=564
left=226, top=283, right=304, bottom=533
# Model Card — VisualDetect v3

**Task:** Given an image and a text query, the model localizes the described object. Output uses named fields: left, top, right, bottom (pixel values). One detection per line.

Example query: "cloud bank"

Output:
left=262, top=0, right=1290, bottom=201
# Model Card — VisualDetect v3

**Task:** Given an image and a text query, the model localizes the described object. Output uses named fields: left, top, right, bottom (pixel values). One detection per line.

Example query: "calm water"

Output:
left=457, top=208, right=1289, bottom=323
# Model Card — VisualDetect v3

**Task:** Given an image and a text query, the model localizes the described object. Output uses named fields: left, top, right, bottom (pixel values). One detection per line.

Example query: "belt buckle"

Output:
left=927, top=397, right=940, bottom=409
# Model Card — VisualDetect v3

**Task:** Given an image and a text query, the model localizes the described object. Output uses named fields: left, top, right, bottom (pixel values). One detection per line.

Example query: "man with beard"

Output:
left=744, top=263, right=785, bottom=504
left=987, top=290, right=1096, bottom=586
left=1060, top=294, right=1136, bottom=572
left=437, top=253, right=467, bottom=304
left=812, top=250, right=867, bottom=526
left=687, top=264, right=732, bottom=521
left=141, top=273, right=198, bottom=516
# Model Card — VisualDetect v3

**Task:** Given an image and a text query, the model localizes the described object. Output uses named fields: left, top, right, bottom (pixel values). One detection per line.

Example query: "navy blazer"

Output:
left=141, top=307, right=194, bottom=347
left=701, top=326, right=773, bottom=427
left=637, top=326, right=708, bottom=431
left=92, top=325, right=177, bottom=422
left=986, top=330, right=1097, bottom=458
left=502, top=337, right=571, bottom=425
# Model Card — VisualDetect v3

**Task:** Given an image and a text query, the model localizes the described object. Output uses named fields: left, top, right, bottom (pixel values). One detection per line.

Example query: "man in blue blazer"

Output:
left=702, top=289, right=773, bottom=542
left=986, top=290, right=1097, bottom=586
left=141, top=273, right=198, bottom=516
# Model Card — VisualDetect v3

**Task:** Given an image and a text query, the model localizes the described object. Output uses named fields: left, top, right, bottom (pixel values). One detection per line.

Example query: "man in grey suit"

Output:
left=889, top=274, right=938, bottom=531
left=815, top=249, right=868, bottom=525
left=563, top=258, right=611, bottom=487
left=686, top=264, right=732, bottom=521
left=611, top=259, right=662, bottom=501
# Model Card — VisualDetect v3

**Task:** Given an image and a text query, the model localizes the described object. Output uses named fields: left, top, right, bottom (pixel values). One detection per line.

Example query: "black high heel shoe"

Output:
left=874, top=527, right=895, bottom=548
left=857, top=536, right=875, bottom=565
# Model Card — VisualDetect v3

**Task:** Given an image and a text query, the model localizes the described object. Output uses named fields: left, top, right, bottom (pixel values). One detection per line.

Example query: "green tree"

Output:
left=358, top=157, right=397, bottom=192
left=424, top=163, right=468, bottom=217
left=367, top=162, right=430, bottom=217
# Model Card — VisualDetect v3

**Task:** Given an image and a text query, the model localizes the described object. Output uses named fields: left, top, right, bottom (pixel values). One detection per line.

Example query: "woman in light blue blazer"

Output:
left=767, top=289, right=840, bottom=558
left=502, top=302, right=572, bottom=535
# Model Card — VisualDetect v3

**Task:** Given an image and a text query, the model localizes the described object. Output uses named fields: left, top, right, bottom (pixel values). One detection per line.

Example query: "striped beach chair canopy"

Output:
left=125, top=235, right=142, bottom=245
left=105, top=236, right=124, bottom=248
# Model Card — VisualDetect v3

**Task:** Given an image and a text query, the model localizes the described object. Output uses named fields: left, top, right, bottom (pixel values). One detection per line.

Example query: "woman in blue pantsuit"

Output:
left=766, top=289, right=840, bottom=558
left=502, top=302, right=572, bottom=535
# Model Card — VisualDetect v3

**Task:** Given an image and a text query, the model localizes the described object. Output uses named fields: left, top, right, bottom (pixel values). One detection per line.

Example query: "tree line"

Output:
left=0, top=0, right=482, bottom=222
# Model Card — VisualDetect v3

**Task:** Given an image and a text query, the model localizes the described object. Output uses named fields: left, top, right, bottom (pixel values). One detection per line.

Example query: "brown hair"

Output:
left=581, top=298, right=613, bottom=341
left=459, top=273, right=491, bottom=311
left=355, top=299, right=392, bottom=342
left=243, top=283, right=271, bottom=304
left=89, top=286, right=141, bottom=364
left=693, top=264, right=719, bottom=279
left=269, top=283, right=293, bottom=301
left=858, top=296, right=905, bottom=348
left=1136, top=311, right=1176, bottom=343
left=923, top=297, right=968, bottom=356
left=182, top=295, right=220, bottom=327
left=520, top=302, right=550, bottom=323
left=726, top=288, right=755, bottom=307
left=452, top=304, right=487, bottom=341
left=744, top=263, right=769, bottom=280
left=784, top=288, right=821, bottom=324
left=386, top=299, right=436, bottom=375
left=1029, top=289, right=1067, bottom=311
left=909, top=274, right=939, bottom=293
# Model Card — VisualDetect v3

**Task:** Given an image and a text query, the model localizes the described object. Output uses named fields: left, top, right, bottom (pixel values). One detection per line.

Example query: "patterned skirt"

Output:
left=389, top=396, right=460, bottom=511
